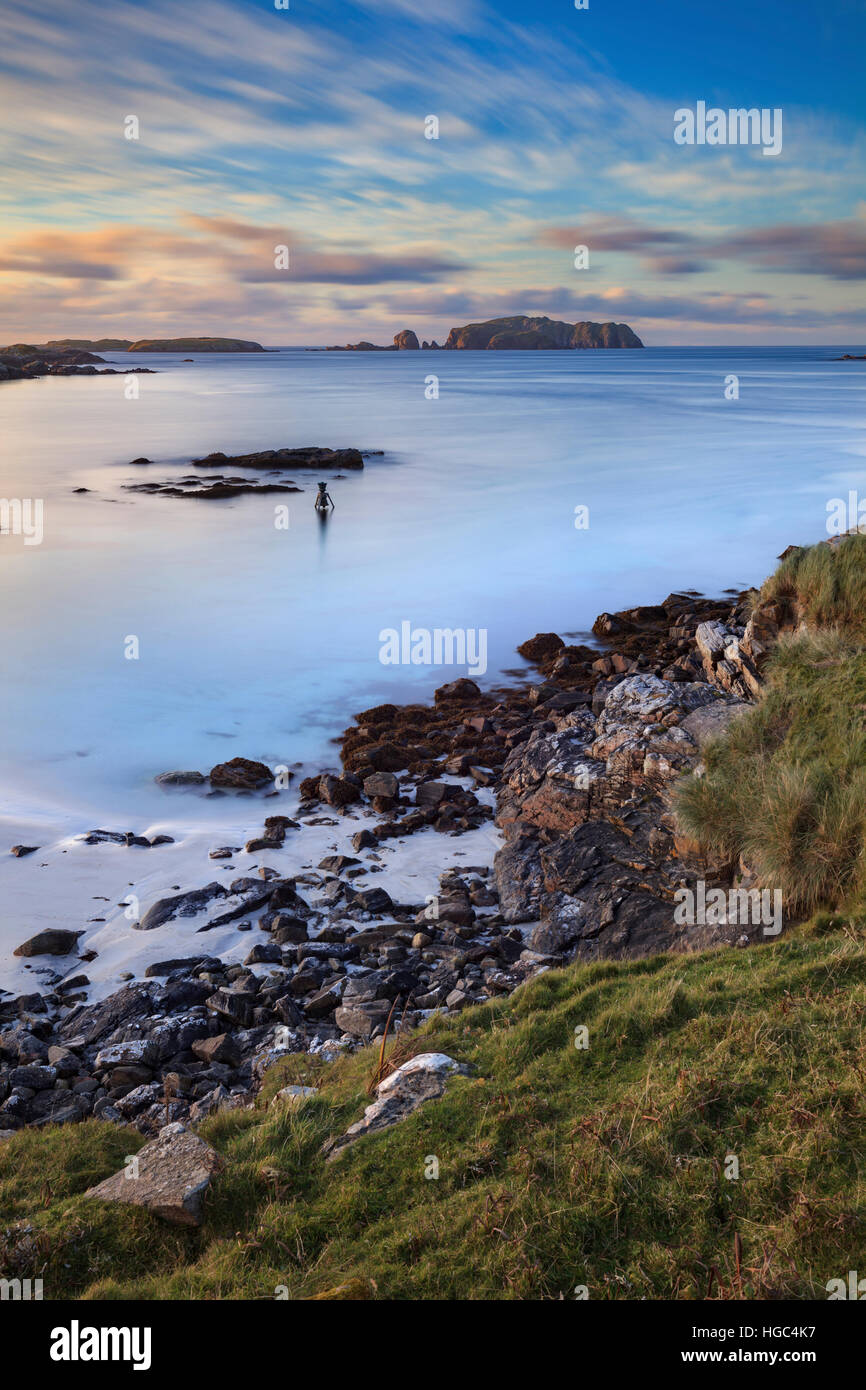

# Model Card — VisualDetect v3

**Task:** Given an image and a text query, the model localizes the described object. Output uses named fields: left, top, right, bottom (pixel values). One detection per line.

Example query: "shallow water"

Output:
left=1, top=344, right=863, bottom=823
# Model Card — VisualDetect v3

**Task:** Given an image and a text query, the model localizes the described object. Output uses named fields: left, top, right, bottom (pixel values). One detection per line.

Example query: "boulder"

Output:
left=319, top=774, right=360, bottom=808
left=362, top=771, right=399, bottom=800
left=324, top=1053, right=468, bottom=1156
left=13, top=929, right=84, bottom=957
left=209, top=757, right=273, bottom=790
left=85, top=1122, right=222, bottom=1226
left=517, top=633, right=564, bottom=662
left=434, top=678, right=481, bottom=704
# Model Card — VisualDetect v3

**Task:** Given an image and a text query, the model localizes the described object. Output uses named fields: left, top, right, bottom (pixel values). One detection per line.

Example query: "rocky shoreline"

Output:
left=0, top=579, right=789, bottom=1141
left=0, top=344, right=157, bottom=382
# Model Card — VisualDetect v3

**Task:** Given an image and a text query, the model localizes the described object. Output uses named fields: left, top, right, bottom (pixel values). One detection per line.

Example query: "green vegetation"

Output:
left=676, top=537, right=866, bottom=913
left=4, top=535, right=865, bottom=1302
left=2, top=925, right=864, bottom=1300
left=763, top=532, right=866, bottom=636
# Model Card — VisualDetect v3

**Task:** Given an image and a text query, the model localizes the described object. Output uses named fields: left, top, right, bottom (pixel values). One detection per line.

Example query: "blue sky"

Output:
left=0, top=0, right=864, bottom=343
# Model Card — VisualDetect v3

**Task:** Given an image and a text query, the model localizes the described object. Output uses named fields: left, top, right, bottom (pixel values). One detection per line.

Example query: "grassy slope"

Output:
left=5, top=537, right=866, bottom=1302
left=676, top=536, right=866, bottom=912
left=2, top=921, right=864, bottom=1301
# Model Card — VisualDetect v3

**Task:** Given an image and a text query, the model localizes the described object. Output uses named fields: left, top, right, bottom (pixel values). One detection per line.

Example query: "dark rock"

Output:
left=14, top=929, right=84, bottom=957
left=209, top=757, right=273, bottom=790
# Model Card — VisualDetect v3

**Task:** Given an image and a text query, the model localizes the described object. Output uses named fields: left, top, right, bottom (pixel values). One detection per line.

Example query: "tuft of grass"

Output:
left=2, top=927, right=864, bottom=1301
left=675, top=626, right=866, bottom=912
left=762, top=533, right=866, bottom=636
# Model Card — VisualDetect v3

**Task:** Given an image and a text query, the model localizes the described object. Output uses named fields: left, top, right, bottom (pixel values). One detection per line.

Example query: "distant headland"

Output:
left=41, top=337, right=268, bottom=353
left=325, top=316, right=644, bottom=351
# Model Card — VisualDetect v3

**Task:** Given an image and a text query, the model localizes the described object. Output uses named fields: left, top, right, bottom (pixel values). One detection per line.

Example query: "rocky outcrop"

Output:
left=209, top=757, right=273, bottom=789
left=323, top=1052, right=469, bottom=1157
left=327, top=329, right=419, bottom=351
left=190, top=446, right=364, bottom=471
left=0, top=345, right=155, bottom=383
left=442, top=316, right=643, bottom=350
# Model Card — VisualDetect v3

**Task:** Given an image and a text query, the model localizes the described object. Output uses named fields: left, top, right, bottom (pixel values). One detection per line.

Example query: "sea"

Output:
left=1, top=343, right=864, bottom=827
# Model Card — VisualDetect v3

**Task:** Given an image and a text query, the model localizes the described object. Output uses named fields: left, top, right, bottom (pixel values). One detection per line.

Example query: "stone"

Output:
left=319, top=774, right=360, bottom=808
left=363, top=771, right=399, bottom=800
left=155, top=770, right=205, bottom=786
left=345, top=885, right=393, bottom=914
left=415, top=780, right=448, bottom=807
left=85, top=1122, right=222, bottom=1226
left=318, top=854, right=361, bottom=874
left=95, top=1040, right=158, bottom=1070
left=137, top=882, right=226, bottom=931
left=144, top=955, right=221, bottom=978
left=324, top=1053, right=468, bottom=1156
left=192, top=1033, right=240, bottom=1066
left=334, top=1000, right=391, bottom=1037
left=10, top=845, right=39, bottom=857
left=13, top=929, right=84, bottom=957
left=517, top=633, right=564, bottom=662
left=205, top=988, right=254, bottom=1028
left=273, top=1084, right=318, bottom=1106
left=434, top=678, right=481, bottom=704
left=9, top=1064, right=56, bottom=1090
left=209, top=757, right=273, bottom=790
left=243, top=942, right=281, bottom=965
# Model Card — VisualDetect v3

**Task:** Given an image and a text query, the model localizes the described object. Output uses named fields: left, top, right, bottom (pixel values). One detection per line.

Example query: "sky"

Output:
left=0, top=0, right=864, bottom=345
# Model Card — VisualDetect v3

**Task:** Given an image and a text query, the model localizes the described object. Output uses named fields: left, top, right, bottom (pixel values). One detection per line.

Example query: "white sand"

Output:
left=0, top=779, right=501, bottom=1004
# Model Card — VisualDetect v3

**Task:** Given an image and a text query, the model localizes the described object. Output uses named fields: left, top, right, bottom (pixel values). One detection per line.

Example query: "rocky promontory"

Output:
left=0, top=344, right=156, bottom=383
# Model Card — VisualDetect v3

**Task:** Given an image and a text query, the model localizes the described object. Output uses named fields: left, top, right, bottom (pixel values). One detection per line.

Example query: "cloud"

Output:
left=536, top=215, right=866, bottom=281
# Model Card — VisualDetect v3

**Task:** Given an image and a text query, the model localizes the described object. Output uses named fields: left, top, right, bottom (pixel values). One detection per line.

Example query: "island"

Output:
left=127, top=337, right=266, bottom=352
left=325, top=315, right=643, bottom=351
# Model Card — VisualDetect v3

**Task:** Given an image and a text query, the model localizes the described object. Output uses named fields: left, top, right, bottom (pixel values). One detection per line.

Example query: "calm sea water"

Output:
left=1, top=345, right=863, bottom=821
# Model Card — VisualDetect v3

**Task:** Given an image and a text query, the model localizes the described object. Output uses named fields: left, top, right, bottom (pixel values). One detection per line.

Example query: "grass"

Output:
left=4, top=535, right=866, bottom=1302
left=675, top=628, right=866, bottom=911
left=675, top=538, right=866, bottom=912
left=2, top=923, right=864, bottom=1300
left=763, top=533, right=866, bottom=636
